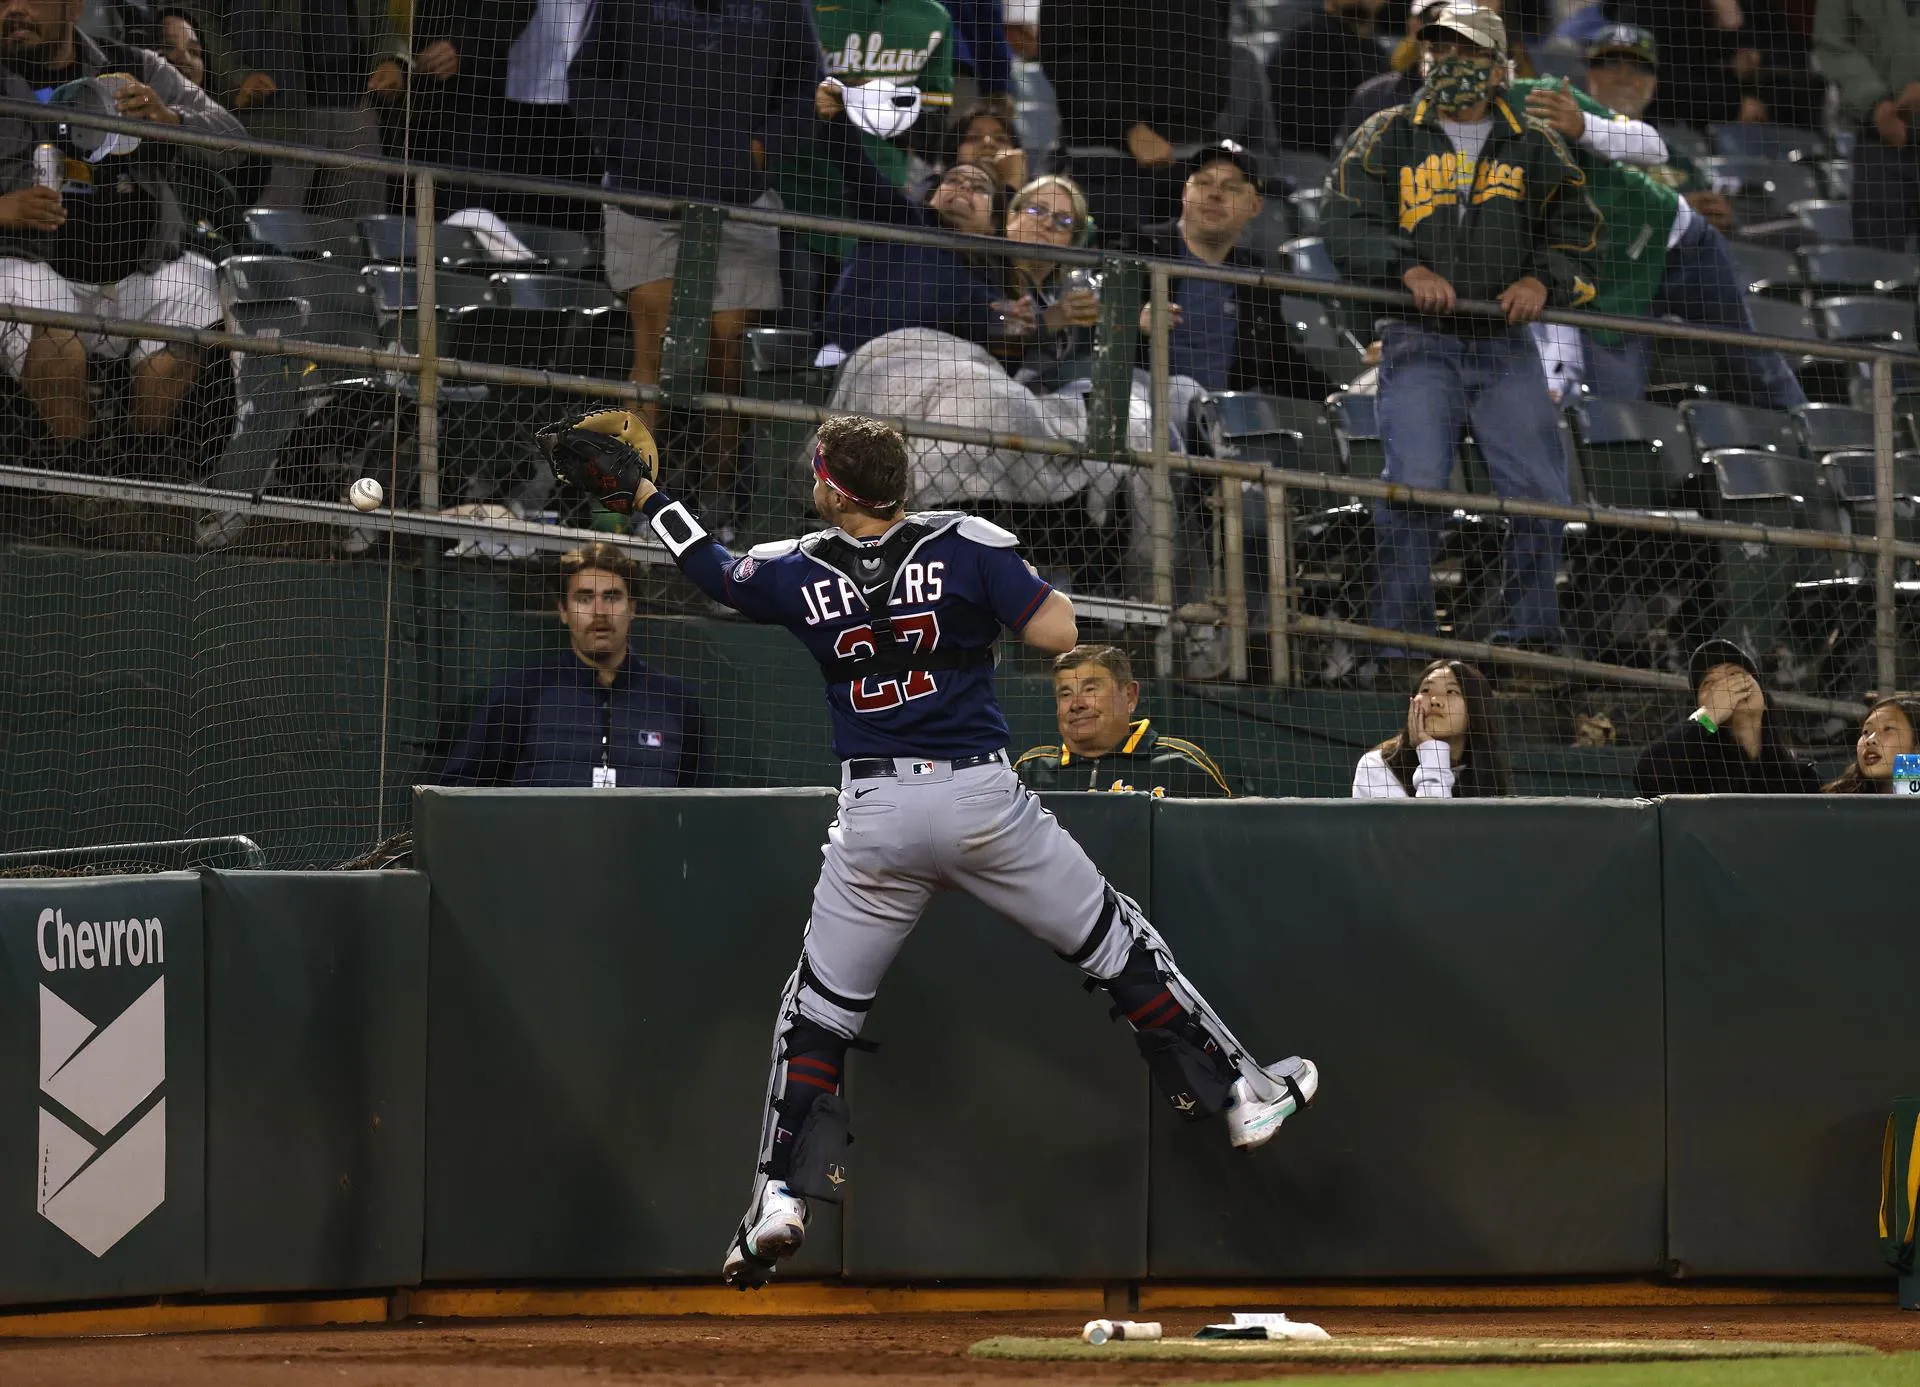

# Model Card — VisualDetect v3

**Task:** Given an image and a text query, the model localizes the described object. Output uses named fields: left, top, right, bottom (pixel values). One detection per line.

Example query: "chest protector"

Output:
left=798, top=512, right=999, bottom=683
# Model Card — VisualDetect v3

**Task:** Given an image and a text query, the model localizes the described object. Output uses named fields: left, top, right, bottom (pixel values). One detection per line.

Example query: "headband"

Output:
left=812, top=447, right=897, bottom=510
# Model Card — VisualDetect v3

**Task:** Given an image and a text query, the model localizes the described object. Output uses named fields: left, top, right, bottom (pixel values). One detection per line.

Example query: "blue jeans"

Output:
left=1582, top=215, right=1807, bottom=412
left=1373, top=323, right=1568, bottom=643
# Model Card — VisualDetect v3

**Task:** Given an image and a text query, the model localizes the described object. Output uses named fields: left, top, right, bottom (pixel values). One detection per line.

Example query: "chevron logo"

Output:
left=38, top=976, right=167, bottom=1257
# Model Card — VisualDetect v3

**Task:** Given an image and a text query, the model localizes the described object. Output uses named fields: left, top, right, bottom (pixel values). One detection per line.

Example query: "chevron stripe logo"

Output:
left=38, top=977, right=167, bottom=1257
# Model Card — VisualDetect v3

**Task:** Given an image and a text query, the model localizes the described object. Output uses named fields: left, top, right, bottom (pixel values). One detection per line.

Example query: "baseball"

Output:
left=348, top=477, right=384, bottom=512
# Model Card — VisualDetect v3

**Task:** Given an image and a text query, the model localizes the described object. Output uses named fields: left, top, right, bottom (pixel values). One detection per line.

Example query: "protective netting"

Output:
left=0, top=0, right=1915, bottom=865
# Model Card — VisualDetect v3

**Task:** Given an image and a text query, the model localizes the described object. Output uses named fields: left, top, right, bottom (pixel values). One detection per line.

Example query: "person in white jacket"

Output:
left=1352, top=659, right=1512, bottom=798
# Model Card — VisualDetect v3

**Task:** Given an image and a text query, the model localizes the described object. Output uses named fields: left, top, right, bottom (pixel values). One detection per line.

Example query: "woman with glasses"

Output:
left=996, top=174, right=1101, bottom=388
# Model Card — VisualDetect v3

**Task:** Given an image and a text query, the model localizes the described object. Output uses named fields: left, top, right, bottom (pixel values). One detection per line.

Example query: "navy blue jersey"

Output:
left=656, top=501, right=1051, bottom=759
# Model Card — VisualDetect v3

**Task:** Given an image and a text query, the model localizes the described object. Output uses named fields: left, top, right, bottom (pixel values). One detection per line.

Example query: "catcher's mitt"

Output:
left=536, top=407, right=659, bottom=514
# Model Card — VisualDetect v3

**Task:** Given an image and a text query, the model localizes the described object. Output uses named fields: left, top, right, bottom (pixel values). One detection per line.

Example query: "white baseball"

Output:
left=349, top=477, right=384, bottom=512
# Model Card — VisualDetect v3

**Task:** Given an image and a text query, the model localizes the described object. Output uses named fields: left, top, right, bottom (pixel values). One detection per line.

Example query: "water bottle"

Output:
left=1895, top=753, right=1920, bottom=797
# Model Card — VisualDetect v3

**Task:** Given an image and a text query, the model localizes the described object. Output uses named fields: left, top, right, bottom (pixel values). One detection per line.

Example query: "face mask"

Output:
left=1424, top=52, right=1497, bottom=112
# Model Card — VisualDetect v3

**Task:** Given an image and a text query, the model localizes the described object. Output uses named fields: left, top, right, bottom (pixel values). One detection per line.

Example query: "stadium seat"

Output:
left=1743, top=294, right=1817, bottom=342
left=1729, top=242, right=1800, bottom=297
left=744, top=326, right=822, bottom=374
left=1821, top=448, right=1920, bottom=530
left=1680, top=399, right=1800, bottom=455
left=1709, top=123, right=1828, bottom=161
left=504, top=222, right=601, bottom=276
left=361, top=266, right=497, bottom=354
left=1194, top=391, right=1304, bottom=468
left=1246, top=393, right=1346, bottom=477
left=357, top=215, right=487, bottom=270
left=220, top=255, right=378, bottom=349
left=240, top=207, right=362, bottom=261
left=1814, top=295, right=1920, bottom=350
left=1697, top=156, right=1822, bottom=221
left=1706, top=448, right=1845, bottom=648
left=484, top=272, right=627, bottom=374
left=1794, top=402, right=1876, bottom=456
left=1270, top=150, right=1333, bottom=195
left=1820, top=159, right=1853, bottom=202
left=1327, top=389, right=1382, bottom=478
left=1279, top=294, right=1367, bottom=386
left=1238, top=199, right=1294, bottom=267
left=1277, top=236, right=1339, bottom=282
left=1286, top=187, right=1325, bottom=237
left=1797, top=244, right=1920, bottom=296
left=1792, top=200, right=1855, bottom=245
left=1567, top=397, right=1696, bottom=508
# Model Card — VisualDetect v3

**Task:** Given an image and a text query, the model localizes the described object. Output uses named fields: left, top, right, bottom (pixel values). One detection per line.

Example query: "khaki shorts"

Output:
left=604, top=192, right=783, bottom=311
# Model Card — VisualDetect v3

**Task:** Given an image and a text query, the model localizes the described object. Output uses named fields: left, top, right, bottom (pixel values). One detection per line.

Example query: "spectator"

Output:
left=570, top=0, right=818, bottom=536
left=1120, top=141, right=1335, bottom=399
left=1633, top=638, right=1820, bottom=794
left=153, top=6, right=203, bottom=86
left=1352, top=658, right=1510, bottom=796
left=441, top=543, right=703, bottom=787
left=1823, top=696, right=1920, bottom=793
left=999, top=172, right=1099, bottom=387
left=1323, top=4, right=1598, bottom=657
left=0, top=0, right=242, bottom=463
left=949, top=97, right=1025, bottom=191
left=1337, top=0, right=1537, bottom=150
left=820, top=154, right=1011, bottom=360
left=1814, top=0, right=1920, bottom=251
left=1514, top=27, right=1804, bottom=411
left=406, top=0, right=601, bottom=233
left=1613, top=0, right=1813, bottom=127
left=1042, top=0, right=1232, bottom=233
left=1267, top=0, right=1390, bottom=156
left=815, top=0, right=955, bottom=190
left=224, top=0, right=403, bottom=218
left=1015, top=644, right=1231, bottom=795
left=1337, top=0, right=1451, bottom=151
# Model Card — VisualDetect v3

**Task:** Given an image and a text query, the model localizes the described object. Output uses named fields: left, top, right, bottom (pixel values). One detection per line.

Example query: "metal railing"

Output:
left=0, top=98, right=1907, bottom=721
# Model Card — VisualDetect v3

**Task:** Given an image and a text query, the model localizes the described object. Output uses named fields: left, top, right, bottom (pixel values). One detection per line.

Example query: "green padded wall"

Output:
left=202, top=870, right=428, bottom=1292
left=1663, top=795, right=1920, bottom=1276
left=416, top=787, right=842, bottom=1280
left=845, top=794, right=1151, bottom=1279
left=0, top=873, right=204, bottom=1303
left=1146, top=799, right=1666, bottom=1277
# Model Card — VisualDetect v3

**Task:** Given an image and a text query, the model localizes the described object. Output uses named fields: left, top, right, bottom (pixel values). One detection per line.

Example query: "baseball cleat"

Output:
left=1225, top=1056, right=1318, bottom=1151
left=721, top=1181, right=809, bottom=1289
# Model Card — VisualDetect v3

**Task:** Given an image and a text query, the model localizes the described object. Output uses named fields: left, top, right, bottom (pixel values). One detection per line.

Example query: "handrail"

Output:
left=4, top=96, right=1912, bottom=363
left=0, top=835, right=266, bottom=871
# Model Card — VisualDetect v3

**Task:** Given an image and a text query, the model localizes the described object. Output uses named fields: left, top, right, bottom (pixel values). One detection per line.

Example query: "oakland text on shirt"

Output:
left=825, top=31, right=945, bottom=76
left=799, top=561, right=945, bottom=625
left=1398, top=153, right=1527, bottom=232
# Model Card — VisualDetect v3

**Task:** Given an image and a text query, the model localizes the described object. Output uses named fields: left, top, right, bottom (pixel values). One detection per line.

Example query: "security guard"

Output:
left=1015, top=645, right=1231, bottom=797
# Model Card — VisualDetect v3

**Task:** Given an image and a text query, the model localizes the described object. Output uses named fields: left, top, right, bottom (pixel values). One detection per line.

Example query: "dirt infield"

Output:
left=2, top=1304, right=1917, bottom=1387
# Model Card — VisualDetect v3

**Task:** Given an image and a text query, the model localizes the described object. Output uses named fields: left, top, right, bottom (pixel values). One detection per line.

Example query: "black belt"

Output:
left=845, top=750, right=1008, bottom=780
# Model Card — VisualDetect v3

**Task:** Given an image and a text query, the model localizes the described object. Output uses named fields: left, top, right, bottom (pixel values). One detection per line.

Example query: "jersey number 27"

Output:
left=835, top=613, right=941, bottom=713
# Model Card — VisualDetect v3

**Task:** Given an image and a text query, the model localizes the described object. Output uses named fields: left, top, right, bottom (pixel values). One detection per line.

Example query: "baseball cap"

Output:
left=1424, top=2, right=1508, bottom=57
left=1688, top=637, right=1759, bottom=697
left=1188, top=140, right=1264, bottom=196
left=834, top=77, right=924, bottom=140
left=1586, top=23, right=1658, bottom=69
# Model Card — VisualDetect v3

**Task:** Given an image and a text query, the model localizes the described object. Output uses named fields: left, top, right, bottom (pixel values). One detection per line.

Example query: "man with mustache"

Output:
left=440, top=541, right=704, bottom=788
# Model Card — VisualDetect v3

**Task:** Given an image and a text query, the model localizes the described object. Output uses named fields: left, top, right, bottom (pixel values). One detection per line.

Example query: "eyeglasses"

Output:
left=1017, top=203, right=1081, bottom=232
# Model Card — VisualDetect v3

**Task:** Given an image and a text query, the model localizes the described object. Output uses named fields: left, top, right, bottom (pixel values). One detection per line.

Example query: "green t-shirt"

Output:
left=815, top=0, right=954, bottom=188
left=1508, top=77, right=1681, bottom=327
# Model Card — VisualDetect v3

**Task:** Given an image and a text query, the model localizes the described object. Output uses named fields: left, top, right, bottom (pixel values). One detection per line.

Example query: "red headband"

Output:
left=812, top=447, right=894, bottom=510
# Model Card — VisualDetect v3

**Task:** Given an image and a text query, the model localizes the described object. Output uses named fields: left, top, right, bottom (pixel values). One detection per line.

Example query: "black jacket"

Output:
left=1632, top=718, right=1821, bottom=796
left=1041, top=0, right=1231, bottom=150
left=1266, top=9, right=1388, bottom=155
left=1015, top=719, right=1231, bottom=797
left=1118, top=220, right=1335, bottom=399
